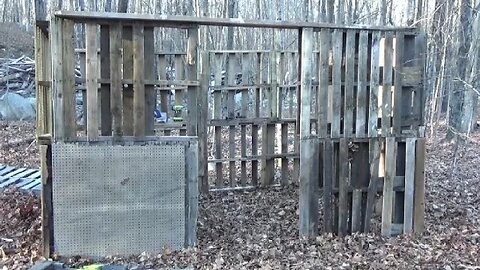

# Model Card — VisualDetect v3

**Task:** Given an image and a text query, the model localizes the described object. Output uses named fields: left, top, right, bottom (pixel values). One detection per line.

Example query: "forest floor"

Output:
left=1, top=120, right=480, bottom=269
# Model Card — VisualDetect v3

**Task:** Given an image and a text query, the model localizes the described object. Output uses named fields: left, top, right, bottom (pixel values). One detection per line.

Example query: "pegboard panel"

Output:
left=52, top=142, right=187, bottom=257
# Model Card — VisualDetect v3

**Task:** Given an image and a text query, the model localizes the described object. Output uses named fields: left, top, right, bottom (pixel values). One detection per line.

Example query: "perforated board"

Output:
left=52, top=142, right=187, bottom=257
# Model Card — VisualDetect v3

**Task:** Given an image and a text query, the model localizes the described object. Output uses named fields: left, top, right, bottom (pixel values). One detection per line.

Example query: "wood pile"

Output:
left=0, top=56, right=35, bottom=96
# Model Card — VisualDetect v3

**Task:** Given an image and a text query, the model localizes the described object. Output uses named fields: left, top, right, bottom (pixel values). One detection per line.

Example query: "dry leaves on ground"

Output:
left=0, top=121, right=479, bottom=269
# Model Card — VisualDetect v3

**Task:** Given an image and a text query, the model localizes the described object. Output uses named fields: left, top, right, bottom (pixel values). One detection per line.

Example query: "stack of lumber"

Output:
left=0, top=56, right=35, bottom=96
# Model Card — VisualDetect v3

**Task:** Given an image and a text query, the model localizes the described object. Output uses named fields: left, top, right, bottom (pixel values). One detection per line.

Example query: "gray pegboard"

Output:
left=51, top=142, right=187, bottom=257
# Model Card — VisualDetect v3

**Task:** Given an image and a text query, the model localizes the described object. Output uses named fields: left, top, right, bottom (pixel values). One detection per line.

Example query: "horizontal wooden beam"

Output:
left=54, top=11, right=418, bottom=32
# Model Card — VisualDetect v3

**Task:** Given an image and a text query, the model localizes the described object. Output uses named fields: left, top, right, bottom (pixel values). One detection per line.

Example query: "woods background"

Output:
left=1, top=0, right=479, bottom=141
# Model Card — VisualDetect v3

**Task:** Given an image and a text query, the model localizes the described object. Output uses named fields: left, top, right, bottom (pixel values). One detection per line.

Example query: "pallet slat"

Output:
left=368, top=31, right=381, bottom=137
left=403, top=138, right=416, bottom=233
left=110, top=23, right=123, bottom=139
left=344, top=30, right=356, bottom=137
left=355, top=31, right=368, bottom=138
left=86, top=23, right=99, bottom=140
left=382, top=137, right=397, bottom=236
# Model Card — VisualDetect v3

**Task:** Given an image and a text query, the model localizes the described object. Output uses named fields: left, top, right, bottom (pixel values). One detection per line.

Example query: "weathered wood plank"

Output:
left=382, top=32, right=394, bottom=136
left=298, top=27, right=317, bottom=238
left=318, top=28, right=330, bottom=138
left=240, top=53, right=249, bottom=185
left=229, top=124, right=236, bottom=186
left=133, top=24, right=145, bottom=137
left=368, top=31, right=381, bottom=137
left=55, top=11, right=419, bottom=32
left=199, top=52, right=209, bottom=193
left=50, top=17, right=63, bottom=140
left=414, top=33, right=427, bottom=126
left=393, top=32, right=405, bottom=135
left=261, top=124, right=275, bottom=186
left=110, top=23, right=123, bottom=139
left=62, top=19, right=76, bottom=141
left=414, top=138, right=426, bottom=234
left=186, top=27, right=198, bottom=136
left=251, top=124, right=259, bottom=186
left=338, top=138, right=349, bottom=236
left=281, top=123, right=289, bottom=185
left=123, top=25, right=134, bottom=136
left=40, top=145, right=53, bottom=258
left=382, top=137, right=397, bottom=236
left=356, top=31, right=368, bottom=138
left=404, top=138, right=416, bottom=233
left=144, top=27, right=155, bottom=135
left=240, top=125, right=247, bottom=186
left=323, top=140, right=334, bottom=233
left=299, top=137, right=319, bottom=237
left=213, top=53, right=223, bottom=187
left=351, top=189, right=363, bottom=233
left=227, top=53, right=236, bottom=186
left=100, top=25, right=112, bottom=136
left=344, top=30, right=356, bottom=137
left=86, top=23, right=99, bottom=140
left=364, top=139, right=380, bottom=232
left=185, top=140, right=199, bottom=246
left=331, top=30, right=343, bottom=138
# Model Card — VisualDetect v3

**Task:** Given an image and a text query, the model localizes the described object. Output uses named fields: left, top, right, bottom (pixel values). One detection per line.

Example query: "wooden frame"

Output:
left=35, top=8, right=426, bottom=257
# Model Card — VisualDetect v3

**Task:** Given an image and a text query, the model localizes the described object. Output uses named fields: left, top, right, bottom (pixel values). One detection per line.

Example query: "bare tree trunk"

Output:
left=226, top=0, right=238, bottom=50
left=336, top=0, right=345, bottom=24
left=118, top=0, right=129, bottom=13
left=447, top=0, right=473, bottom=138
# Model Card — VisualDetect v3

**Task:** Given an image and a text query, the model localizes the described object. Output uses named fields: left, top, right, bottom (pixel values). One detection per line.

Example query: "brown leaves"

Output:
left=0, top=121, right=38, bottom=169
left=1, top=122, right=480, bottom=269
left=0, top=188, right=41, bottom=270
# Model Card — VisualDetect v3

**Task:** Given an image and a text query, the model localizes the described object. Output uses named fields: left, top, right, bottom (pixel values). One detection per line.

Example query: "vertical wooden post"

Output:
left=322, top=140, right=334, bottom=233
left=100, top=25, right=112, bottom=136
left=382, top=137, right=397, bottom=236
left=144, top=27, right=156, bottom=136
left=344, top=30, right=356, bottom=137
left=298, top=27, right=318, bottom=238
left=368, top=32, right=381, bottom=137
left=414, top=138, right=426, bottom=234
left=40, top=145, right=53, bottom=258
left=86, top=24, right=99, bottom=140
left=213, top=53, right=223, bottom=187
left=35, top=0, right=52, bottom=137
left=404, top=138, right=416, bottom=233
left=393, top=32, right=405, bottom=135
left=133, top=23, right=146, bottom=137
left=35, top=0, right=52, bottom=258
left=338, top=138, right=349, bottom=236
left=364, top=139, right=380, bottom=232
left=123, top=25, right=134, bottom=136
left=198, top=51, right=210, bottom=193
left=317, top=28, right=330, bottom=138
left=186, top=27, right=199, bottom=136
left=356, top=31, right=368, bottom=138
left=110, top=23, right=123, bottom=139
left=227, top=53, right=236, bottom=186
left=382, top=32, right=394, bottom=136
left=331, top=29, right=342, bottom=138
left=51, top=17, right=76, bottom=141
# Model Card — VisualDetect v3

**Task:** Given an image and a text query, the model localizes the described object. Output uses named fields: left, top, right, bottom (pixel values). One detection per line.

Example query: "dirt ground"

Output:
left=0, top=120, right=479, bottom=269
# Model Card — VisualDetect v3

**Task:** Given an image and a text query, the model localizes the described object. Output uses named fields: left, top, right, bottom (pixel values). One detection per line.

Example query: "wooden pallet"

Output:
left=0, top=164, right=42, bottom=194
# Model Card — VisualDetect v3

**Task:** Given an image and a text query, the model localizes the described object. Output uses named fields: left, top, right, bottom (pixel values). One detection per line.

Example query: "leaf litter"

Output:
left=0, top=121, right=479, bottom=269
